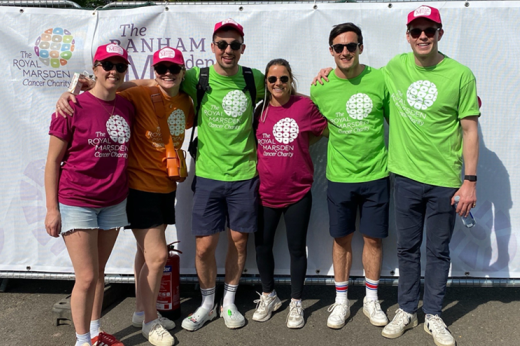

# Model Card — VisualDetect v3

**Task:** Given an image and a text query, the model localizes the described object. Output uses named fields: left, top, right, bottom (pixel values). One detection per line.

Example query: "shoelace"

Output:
left=428, top=315, right=449, bottom=335
left=391, top=309, right=411, bottom=327
left=151, top=323, right=169, bottom=338
left=327, top=302, right=347, bottom=315
left=289, top=303, right=303, bottom=318
left=253, top=292, right=269, bottom=312
left=367, top=300, right=381, bottom=316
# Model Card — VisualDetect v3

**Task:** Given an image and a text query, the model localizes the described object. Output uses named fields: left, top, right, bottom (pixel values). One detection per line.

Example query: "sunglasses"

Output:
left=95, top=61, right=128, bottom=73
left=214, top=40, right=243, bottom=51
left=267, top=76, right=289, bottom=84
left=330, top=42, right=360, bottom=54
left=154, top=64, right=184, bottom=75
left=408, top=27, right=440, bottom=39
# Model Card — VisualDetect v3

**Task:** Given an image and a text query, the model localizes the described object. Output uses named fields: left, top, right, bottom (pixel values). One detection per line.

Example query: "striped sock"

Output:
left=365, top=278, right=379, bottom=301
left=223, top=283, right=238, bottom=307
left=201, top=287, right=215, bottom=310
left=335, top=281, right=348, bottom=303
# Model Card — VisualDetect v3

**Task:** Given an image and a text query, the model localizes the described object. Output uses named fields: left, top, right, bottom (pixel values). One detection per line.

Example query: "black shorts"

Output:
left=125, top=189, right=176, bottom=229
left=327, top=177, right=389, bottom=239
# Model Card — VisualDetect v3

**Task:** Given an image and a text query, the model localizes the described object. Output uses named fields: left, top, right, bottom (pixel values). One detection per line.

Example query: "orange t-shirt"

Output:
left=119, top=85, right=194, bottom=193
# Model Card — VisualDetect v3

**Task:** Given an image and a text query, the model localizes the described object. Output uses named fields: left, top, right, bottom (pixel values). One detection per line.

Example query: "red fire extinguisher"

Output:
left=157, top=241, right=182, bottom=320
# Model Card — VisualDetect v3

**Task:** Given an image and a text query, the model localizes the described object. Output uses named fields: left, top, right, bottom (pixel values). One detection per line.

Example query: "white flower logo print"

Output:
left=346, top=93, right=373, bottom=120
left=106, top=115, right=131, bottom=144
left=167, top=109, right=185, bottom=136
left=273, top=118, right=299, bottom=144
left=407, top=80, right=438, bottom=110
left=222, top=90, right=248, bottom=117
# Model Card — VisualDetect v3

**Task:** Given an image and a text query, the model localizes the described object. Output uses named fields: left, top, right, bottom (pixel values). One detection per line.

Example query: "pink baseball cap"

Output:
left=213, top=18, right=244, bottom=37
left=93, top=43, right=130, bottom=64
left=407, top=5, right=442, bottom=25
left=153, top=47, right=184, bottom=66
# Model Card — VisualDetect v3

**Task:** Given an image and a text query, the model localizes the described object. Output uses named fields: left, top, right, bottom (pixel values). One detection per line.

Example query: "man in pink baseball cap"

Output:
left=381, top=5, right=480, bottom=346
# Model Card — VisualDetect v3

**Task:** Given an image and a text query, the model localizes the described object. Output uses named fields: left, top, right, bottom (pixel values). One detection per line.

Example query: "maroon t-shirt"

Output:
left=256, top=95, right=327, bottom=208
left=49, top=91, right=135, bottom=208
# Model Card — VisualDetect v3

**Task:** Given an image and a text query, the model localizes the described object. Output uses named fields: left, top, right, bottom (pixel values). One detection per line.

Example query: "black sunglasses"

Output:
left=95, top=61, right=128, bottom=73
left=408, top=27, right=440, bottom=39
left=214, top=40, right=243, bottom=51
left=330, top=42, right=360, bottom=54
left=267, top=76, right=289, bottom=84
left=154, top=64, right=184, bottom=75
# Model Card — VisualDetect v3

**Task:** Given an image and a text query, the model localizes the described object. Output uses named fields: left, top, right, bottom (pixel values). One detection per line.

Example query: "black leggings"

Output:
left=255, top=191, right=312, bottom=300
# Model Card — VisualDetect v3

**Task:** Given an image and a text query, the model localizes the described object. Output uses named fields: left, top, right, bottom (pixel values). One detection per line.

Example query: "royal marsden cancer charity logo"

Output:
left=407, top=80, right=438, bottom=110
left=346, top=93, right=373, bottom=120
left=34, top=28, right=74, bottom=68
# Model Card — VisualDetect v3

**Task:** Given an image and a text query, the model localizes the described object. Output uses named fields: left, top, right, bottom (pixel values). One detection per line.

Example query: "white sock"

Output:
left=144, top=318, right=159, bottom=327
left=335, top=280, right=348, bottom=304
left=89, top=319, right=100, bottom=339
left=201, top=287, right=216, bottom=310
left=223, top=283, right=238, bottom=307
left=365, top=277, right=379, bottom=301
left=75, top=332, right=91, bottom=346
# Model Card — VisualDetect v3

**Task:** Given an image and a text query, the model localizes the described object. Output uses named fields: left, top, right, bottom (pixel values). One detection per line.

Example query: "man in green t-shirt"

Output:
left=179, top=19, right=265, bottom=332
left=380, top=6, right=480, bottom=346
left=311, top=23, right=390, bottom=330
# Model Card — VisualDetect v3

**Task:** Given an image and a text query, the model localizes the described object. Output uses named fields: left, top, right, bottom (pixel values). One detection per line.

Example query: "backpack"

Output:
left=187, top=66, right=257, bottom=159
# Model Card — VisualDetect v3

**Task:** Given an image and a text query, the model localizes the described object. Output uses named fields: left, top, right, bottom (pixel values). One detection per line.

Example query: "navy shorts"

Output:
left=191, top=176, right=259, bottom=236
left=327, top=177, right=389, bottom=239
left=125, top=189, right=176, bottom=229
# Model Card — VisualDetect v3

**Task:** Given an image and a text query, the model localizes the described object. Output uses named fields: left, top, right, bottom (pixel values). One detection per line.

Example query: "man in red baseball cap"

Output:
left=381, top=5, right=480, bottom=346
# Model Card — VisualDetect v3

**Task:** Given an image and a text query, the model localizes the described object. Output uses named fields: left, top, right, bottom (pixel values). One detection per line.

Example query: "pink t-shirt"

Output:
left=256, top=95, right=327, bottom=208
left=49, top=91, right=135, bottom=208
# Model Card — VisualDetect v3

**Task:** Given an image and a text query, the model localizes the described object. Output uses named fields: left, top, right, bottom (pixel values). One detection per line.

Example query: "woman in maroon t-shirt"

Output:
left=253, top=59, right=327, bottom=329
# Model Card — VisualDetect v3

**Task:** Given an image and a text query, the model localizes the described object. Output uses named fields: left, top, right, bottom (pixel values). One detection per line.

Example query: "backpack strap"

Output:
left=188, top=67, right=210, bottom=158
left=242, top=66, right=256, bottom=108
left=149, top=86, right=166, bottom=119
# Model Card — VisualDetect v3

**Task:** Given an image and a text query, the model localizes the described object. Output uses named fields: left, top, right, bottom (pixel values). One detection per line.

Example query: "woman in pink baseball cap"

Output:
left=45, top=43, right=134, bottom=346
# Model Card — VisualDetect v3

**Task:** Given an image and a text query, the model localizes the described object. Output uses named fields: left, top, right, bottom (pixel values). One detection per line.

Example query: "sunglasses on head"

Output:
left=154, top=64, right=184, bottom=75
left=408, top=27, right=440, bottom=39
left=267, top=76, right=289, bottom=84
left=95, top=61, right=128, bottom=73
left=330, top=42, right=360, bottom=54
left=214, top=40, right=243, bottom=51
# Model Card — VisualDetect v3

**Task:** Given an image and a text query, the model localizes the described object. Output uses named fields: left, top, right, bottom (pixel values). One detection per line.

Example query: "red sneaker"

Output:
left=91, top=331, right=124, bottom=346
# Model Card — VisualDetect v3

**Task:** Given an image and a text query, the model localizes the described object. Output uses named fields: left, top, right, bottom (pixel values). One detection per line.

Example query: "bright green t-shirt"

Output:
left=182, top=65, right=265, bottom=181
left=311, top=66, right=389, bottom=183
left=383, top=52, right=480, bottom=188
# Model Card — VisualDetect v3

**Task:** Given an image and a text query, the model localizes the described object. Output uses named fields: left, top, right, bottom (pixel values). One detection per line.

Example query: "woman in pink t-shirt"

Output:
left=44, top=44, right=134, bottom=346
left=252, top=59, right=327, bottom=329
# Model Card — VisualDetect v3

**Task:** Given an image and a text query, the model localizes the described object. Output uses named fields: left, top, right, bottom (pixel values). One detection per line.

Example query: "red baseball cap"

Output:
left=407, top=5, right=442, bottom=25
left=213, top=18, right=244, bottom=37
left=153, top=47, right=184, bottom=66
left=93, top=43, right=130, bottom=64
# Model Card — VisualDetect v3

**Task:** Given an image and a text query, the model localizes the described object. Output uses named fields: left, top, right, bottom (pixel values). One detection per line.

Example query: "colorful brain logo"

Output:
left=273, top=117, right=299, bottom=144
left=407, top=80, right=438, bottom=110
left=34, top=28, right=74, bottom=68
left=167, top=109, right=186, bottom=137
left=222, top=90, right=248, bottom=118
left=346, top=93, right=373, bottom=120
left=107, top=115, right=131, bottom=144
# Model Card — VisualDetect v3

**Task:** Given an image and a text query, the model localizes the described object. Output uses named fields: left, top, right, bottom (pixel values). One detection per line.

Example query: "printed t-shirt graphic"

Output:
left=182, top=65, right=265, bottom=181
left=256, top=95, right=327, bottom=208
left=311, top=66, right=389, bottom=183
left=48, top=91, right=135, bottom=207
left=118, top=86, right=195, bottom=193
left=383, top=52, right=480, bottom=188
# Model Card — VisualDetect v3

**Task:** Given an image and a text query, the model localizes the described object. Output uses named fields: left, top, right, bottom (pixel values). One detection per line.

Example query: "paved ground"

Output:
left=0, top=278, right=519, bottom=346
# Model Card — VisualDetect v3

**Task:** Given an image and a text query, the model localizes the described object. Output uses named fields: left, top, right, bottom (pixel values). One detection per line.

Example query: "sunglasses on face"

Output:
left=408, top=27, right=440, bottom=39
left=95, top=61, right=128, bottom=73
left=214, top=40, right=243, bottom=51
left=330, top=42, right=360, bottom=54
left=267, top=76, right=289, bottom=84
left=154, top=64, right=184, bottom=75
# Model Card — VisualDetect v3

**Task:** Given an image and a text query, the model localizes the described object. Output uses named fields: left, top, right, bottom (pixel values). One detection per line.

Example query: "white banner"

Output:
left=0, top=1, right=518, bottom=279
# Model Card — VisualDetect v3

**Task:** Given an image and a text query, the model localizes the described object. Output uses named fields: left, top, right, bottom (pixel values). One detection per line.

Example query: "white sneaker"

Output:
left=142, top=320, right=175, bottom=346
left=326, top=300, right=350, bottom=329
left=221, top=303, right=246, bottom=329
left=181, top=303, right=218, bottom=331
left=286, top=300, right=305, bottom=329
left=424, top=314, right=456, bottom=346
left=252, top=291, right=282, bottom=322
left=363, top=297, right=389, bottom=326
left=132, top=311, right=176, bottom=330
left=382, top=308, right=418, bottom=339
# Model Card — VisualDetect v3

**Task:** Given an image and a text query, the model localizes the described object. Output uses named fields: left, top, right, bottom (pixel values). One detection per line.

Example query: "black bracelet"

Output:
left=464, top=175, right=477, bottom=182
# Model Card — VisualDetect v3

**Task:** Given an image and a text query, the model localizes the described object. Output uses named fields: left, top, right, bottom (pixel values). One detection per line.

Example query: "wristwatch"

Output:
left=464, top=175, right=477, bottom=182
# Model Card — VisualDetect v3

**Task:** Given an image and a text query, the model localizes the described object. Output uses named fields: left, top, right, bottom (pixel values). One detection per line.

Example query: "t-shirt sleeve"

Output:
left=181, top=68, right=199, bottom=106
left=458, top=71, right=480, bottom=119
left=253, top=69, right=265, bottom=103
left=117, top=86, right=143, bottom=106
left=307, top=99, right=327, bottom=136
left=48, top=102, right=74, bottom=142
left=383, top=82, right=390, bottom=122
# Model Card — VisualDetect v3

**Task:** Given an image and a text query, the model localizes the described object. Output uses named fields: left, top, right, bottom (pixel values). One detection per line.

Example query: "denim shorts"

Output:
left=59, top=199, right=129, bottom=235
